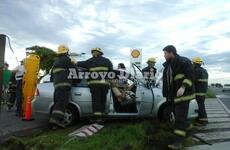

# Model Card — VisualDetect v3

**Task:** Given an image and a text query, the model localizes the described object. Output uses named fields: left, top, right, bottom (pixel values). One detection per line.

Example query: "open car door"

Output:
left=131, top=63, right=155, bottom=116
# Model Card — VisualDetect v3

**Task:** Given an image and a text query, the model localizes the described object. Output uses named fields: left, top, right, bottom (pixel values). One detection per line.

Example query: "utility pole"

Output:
left=0, top=34, right=6, bottom=110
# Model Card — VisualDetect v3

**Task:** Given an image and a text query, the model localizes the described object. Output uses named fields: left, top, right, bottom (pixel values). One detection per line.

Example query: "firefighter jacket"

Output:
left=77, top=56, right=113, bottom=85
left=51, top=55, right=75, bottom=90
left=142, top=66, right=157, bottom=79
left=163, top=54, right=195, bottom=103
left=194, top=65, right=208, bottom=96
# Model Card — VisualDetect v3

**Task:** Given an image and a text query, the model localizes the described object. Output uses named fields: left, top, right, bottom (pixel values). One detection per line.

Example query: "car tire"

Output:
left=222, top=90, right=225, bottom=92
left=63, top=105, right=79, bottom=126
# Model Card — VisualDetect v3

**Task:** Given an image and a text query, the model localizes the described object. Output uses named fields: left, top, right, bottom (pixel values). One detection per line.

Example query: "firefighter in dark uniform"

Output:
left=49, top=44, right=75, bottom=128
left=77, top=47, right=113, bottom=123
left=162, top=45, right=195, bottom=149
left=142, top=57, right=157, bottom=87
left=192, top=57, right=209, bottom=126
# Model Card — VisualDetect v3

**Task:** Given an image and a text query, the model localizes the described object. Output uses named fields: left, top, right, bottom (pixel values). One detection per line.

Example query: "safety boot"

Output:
left=49, top=117, right=66, bottom=128
left=167, top=143, right=184, bottom=150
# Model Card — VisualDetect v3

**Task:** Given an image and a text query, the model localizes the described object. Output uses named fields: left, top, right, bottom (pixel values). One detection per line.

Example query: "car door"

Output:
left=71, top=79, right=111, bottom=116
left=131, top=64, right=155, bottom=116
left=71, top=79, right=92, bottom=116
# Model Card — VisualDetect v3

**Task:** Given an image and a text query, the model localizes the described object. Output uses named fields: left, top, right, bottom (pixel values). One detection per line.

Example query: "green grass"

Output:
left=1, top=121, right=147, bottom=150
left=1, top=89, right=216, bottom=150
left=56, top=121, right=146, bottom=150
left=1, top=120, right=194, bottom=150
left=206, top=88, right=216, bottom=98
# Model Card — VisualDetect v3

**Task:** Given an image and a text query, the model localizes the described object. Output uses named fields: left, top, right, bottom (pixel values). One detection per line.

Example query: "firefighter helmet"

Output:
left=57, top=44, right=69, bottom=54
left=192, top=57, right=203, bottom=64
left=147, top=57, right=156, bottom=63
left=91, top=47, right=104, bottom=55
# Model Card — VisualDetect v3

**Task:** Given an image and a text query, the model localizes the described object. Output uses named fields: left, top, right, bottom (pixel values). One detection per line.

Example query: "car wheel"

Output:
left=63, top=105, right=79, bottom=126
left=222, top=90, right=225, bottom=92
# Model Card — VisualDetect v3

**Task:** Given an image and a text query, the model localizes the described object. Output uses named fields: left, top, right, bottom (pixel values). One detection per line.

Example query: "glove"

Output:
left=71, top=57, right=77, bottom=64
left=176, top=86, right=185, bottom=97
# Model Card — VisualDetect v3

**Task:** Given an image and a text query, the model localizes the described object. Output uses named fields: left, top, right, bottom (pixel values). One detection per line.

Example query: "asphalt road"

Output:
left=0, top=105, right=48, bottom=142
left=211, top=87, right=230, bottom=110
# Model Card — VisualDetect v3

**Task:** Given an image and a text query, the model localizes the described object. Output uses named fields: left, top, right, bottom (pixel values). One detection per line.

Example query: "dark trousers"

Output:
left=112, top=91, right=137, bottom=113
left=89, top=84, right=109, bottom=113
left=15, top=80, right=22, bottom=115
left=112, top=90, right=124, bottom=112
left=53, top=87, right=70, bottom=114
left=7, top=92, right=16, bottom=107
left=174, top=101, right=190, bottom=142
left=196, top=96, right=207, bottom=120
left=16, top=80, right=22, bottom=115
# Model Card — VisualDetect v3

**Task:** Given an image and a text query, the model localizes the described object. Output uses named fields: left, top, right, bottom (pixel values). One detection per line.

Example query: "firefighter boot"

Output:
left=168, top=142, right=184, bottom=150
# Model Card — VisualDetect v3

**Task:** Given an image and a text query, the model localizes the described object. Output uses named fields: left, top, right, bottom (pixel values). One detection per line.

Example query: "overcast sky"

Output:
left=1, top=0, right=230, bottom=84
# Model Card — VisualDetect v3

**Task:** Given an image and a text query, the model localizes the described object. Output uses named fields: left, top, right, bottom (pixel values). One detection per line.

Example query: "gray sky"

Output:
left=1, top=0, right=230, bottom=83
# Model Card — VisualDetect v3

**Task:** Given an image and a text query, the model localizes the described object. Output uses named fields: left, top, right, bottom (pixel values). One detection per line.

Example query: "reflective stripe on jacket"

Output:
left=77, top=56, right=113, bottom=85
left=163, top=55, right=195, bottom=103
left=194, top=65, right=208, bottom=96
left=51, top=55, right=75, bottom=89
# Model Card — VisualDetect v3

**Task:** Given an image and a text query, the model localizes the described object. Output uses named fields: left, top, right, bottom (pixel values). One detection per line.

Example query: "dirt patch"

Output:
left=143, top=120, right=176, bottom=150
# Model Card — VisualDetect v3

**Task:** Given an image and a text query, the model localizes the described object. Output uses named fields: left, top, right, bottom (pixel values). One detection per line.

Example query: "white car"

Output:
left=32, top=65, right=198, bottom=126
left=222, top=84, right=230, bottom=92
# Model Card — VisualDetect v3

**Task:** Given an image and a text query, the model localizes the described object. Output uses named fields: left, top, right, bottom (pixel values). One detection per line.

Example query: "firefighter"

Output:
left=49, top=44, right=75, bottom=128
left=162, top=45, right=195, bottom=149
left=142, top=57, right=157, bottom=87
left=192, top=57, right=209, bottom=126
left=77, top=47, right=113, bottom=123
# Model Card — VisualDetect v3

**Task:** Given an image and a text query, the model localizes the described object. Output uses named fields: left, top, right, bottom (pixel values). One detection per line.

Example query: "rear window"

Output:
left=72, top=79, right=88, bottom=87
left=40, top=74, right=88, bottom=87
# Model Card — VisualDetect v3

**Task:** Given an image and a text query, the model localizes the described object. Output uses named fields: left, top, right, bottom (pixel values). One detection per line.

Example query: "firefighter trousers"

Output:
left=89, top=84, right=109, bottom=114
left=196, top=95, right=208, bottom=122
left=52, top=87, right=70, bottom=119
left=173, top=101, right=190, bottom=143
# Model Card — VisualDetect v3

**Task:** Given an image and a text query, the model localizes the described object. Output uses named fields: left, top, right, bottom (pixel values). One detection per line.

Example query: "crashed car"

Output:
left=32, top=64, right=198, bottom=126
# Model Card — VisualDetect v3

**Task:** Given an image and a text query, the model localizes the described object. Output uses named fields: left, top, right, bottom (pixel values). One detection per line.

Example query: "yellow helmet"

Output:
left=91, top=47, right=104, bottom=55
left=147, top=57, right=156, bottom=63
left=57, top=44, right=69, bottom=54
left=192, top=57, right=203, bottom=64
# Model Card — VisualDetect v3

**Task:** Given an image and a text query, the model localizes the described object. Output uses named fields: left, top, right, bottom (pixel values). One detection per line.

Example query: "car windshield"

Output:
left=224, top=84, right=230, bottom=86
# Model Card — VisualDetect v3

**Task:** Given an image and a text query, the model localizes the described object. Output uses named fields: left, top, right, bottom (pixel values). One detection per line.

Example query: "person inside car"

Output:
left=111, top=63, right=137, bottom=113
